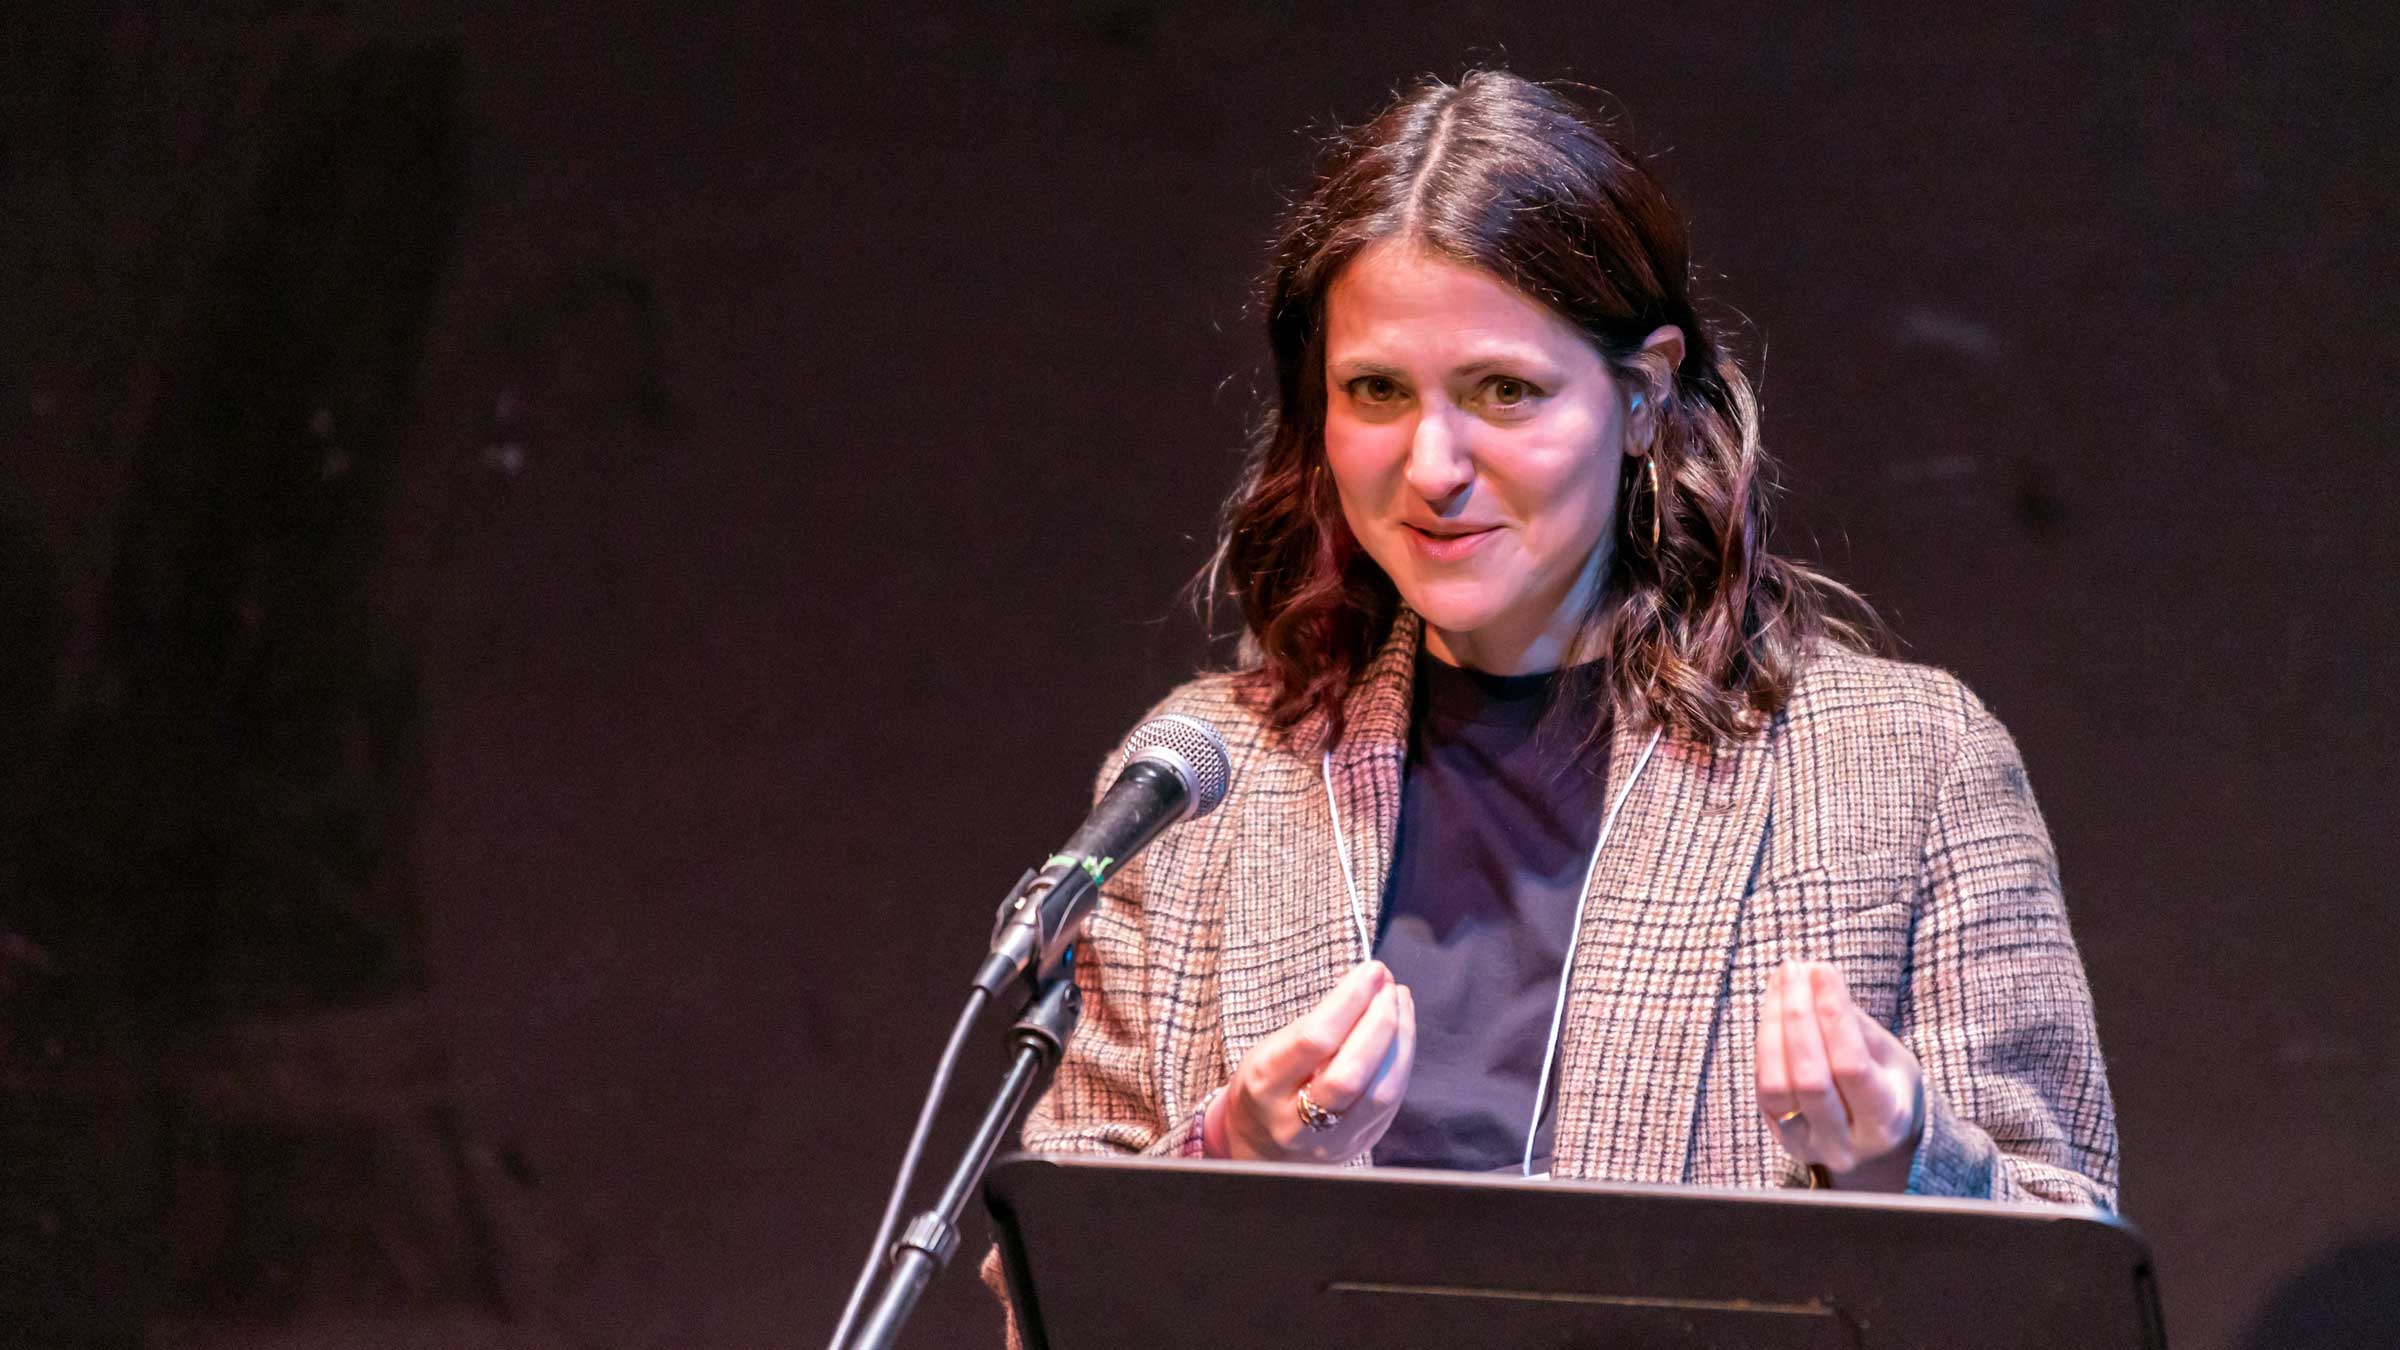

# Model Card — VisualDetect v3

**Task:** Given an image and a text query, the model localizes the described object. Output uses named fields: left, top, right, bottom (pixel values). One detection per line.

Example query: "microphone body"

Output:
left=974, top=715, right=1230, bottom=996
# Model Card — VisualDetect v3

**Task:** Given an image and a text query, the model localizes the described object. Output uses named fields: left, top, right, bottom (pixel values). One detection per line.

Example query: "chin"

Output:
left=1391, top=579, right=1509, bottom=637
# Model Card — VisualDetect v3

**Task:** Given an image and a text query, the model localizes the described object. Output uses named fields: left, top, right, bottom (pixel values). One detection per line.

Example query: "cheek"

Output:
left=1322, top=418, right=1404, bottom=505
left=1499, top=439, right=1621, bottom=555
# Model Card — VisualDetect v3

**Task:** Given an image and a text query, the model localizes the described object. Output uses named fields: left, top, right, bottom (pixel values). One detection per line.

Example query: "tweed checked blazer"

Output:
left=1016, top=611, right=2119, bottom=1205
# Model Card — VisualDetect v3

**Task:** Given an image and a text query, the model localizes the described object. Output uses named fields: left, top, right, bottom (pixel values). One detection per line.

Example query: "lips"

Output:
left=1403, top=522, right=1500, bottom=560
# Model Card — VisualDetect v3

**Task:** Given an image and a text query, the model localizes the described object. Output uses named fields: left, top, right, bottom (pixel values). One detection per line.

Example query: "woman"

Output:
left=1016, top=68, right=2114, bottom=1228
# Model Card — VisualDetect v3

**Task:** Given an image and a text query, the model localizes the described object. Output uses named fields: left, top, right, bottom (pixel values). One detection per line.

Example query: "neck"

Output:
left=1423, top=622, right=1572, bottom=675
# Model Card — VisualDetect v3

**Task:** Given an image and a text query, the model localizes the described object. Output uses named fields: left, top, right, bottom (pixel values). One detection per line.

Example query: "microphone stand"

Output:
left=842, top=963, right=1082, bottom=1350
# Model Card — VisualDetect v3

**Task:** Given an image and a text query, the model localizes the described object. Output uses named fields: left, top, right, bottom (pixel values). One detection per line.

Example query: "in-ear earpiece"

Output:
left=1630, top=394, right=1645, bottom=411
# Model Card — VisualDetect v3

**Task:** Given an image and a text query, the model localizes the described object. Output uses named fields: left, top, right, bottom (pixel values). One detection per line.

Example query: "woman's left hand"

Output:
left=1755, top=960, right=1925, bottom=1191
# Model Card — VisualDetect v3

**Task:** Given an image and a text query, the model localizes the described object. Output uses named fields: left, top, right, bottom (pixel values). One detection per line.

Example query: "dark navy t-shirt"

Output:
left=1369, top=651, right=1612, bottom=1174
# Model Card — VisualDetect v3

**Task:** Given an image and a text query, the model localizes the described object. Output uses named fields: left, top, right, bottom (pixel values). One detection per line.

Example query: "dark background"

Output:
left=3, top=2, right=2395, bottom=1347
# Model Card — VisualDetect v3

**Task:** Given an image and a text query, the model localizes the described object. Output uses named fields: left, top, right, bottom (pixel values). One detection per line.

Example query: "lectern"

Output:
left=987, top=1154, right=2165, bottom=1348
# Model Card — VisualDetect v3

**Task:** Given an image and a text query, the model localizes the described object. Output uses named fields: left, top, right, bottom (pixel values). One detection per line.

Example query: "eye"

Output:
left=1480, top=375, right=1543, bottom=410
left=1348, top=375, right=1402, bottom=404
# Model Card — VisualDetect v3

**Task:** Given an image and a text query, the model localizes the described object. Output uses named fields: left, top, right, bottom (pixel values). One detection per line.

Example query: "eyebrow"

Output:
left=1327, top=353, right=1563, bottom=380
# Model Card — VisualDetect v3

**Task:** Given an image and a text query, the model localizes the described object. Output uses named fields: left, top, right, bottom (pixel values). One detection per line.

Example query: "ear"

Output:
left=1640, top=324, right=1688, bottom=371
left=1624, top=325, right=1687, bottom=455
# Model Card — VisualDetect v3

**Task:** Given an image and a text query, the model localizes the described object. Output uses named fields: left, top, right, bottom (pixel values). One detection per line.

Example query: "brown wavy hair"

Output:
left=1210, top=70, right=1882, bottom=748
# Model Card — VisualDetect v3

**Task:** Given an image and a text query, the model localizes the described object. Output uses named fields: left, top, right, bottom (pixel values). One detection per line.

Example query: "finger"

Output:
left=1850, top=1004, right=1923, bottom=1145
left=1255, top=962, right=1388, bottom=1091
left=1310, top=983, right=1401, bottom=1111
left=1809, top=966, right=1919, bottom=1150
left=1756, top=964, right=1795, bottom=1118
left=1780, top=964, right=1851, bottom=1163
left=1346, top=993, right=1406, bottom=1122
left=1362, top=985, right=1417, bottom=1113
left=1811, top=965, right=1881, bottom=1123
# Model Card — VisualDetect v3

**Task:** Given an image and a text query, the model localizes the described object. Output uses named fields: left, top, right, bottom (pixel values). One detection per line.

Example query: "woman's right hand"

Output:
left=1204, top=960, right=1415, bottom=1164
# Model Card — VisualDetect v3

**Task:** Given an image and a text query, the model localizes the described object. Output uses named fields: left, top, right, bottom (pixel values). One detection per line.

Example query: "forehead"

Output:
left=1323, top=239, right=1593, bottom=367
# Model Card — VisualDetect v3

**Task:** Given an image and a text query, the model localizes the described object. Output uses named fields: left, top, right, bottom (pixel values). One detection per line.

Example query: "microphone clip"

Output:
left=976, top=861, right=1088, bottom=999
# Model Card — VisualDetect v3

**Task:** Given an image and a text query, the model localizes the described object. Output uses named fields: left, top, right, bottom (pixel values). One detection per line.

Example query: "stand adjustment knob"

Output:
left=895, top=1211, right=959, bottom=1266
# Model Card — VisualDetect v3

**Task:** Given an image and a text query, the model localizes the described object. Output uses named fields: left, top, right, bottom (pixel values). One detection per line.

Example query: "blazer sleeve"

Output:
left=1898, top=698, right=2121, bottom=1206
left=977, top=760, right=1225, bottom=1344
left=1012, top=879, right=1209, bottom=1158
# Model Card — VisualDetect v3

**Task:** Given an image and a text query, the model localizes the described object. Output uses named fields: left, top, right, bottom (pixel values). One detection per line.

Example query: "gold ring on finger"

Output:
left=1295, top=1085, right=1341, bottom=1132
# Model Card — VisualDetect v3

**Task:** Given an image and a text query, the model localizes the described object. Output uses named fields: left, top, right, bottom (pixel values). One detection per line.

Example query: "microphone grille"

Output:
left=1122, top=714, right=1233, bottom=819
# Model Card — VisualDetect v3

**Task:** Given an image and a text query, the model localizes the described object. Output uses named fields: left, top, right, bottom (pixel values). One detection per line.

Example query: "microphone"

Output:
left=973, top=715, right=1231, bottom=996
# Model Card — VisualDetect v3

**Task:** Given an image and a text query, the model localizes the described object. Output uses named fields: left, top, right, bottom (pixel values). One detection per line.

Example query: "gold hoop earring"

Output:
left=1646, top=455, right=1663, bottom=555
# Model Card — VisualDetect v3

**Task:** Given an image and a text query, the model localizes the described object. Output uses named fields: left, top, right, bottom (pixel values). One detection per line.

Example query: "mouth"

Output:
left=1402, top=522, right=1501, bottom=559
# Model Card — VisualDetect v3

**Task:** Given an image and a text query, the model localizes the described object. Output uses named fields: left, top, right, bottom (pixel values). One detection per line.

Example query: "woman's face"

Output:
left=1322, top=240, right=1636, bottom=675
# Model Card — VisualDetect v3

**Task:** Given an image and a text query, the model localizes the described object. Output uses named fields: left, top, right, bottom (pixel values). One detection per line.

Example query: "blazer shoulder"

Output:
left=1766, top=648, right=2026, bottom=862
left=1782, top=645, right=1997, bottom=748
left=1141, top=667, right=1268, bottom=722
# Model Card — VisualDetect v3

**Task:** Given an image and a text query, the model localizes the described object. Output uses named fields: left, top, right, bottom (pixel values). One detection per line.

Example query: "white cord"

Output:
left=1322, top=751, right=1375, bottom=961
left=1321, top=723, right=1667, bottom=1177
left=1522, top=724, right=1663, bottom=1176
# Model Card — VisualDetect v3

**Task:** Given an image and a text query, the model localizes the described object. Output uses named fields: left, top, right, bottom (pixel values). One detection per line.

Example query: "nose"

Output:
left=1403, top=406, right=1473, bottom=505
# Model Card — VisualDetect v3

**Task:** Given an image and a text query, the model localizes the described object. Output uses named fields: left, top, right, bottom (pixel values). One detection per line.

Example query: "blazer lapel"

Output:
left=1219, top=614, right=1419, bottom=1076
left=1551, top=712, right=1778, bottom=1183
